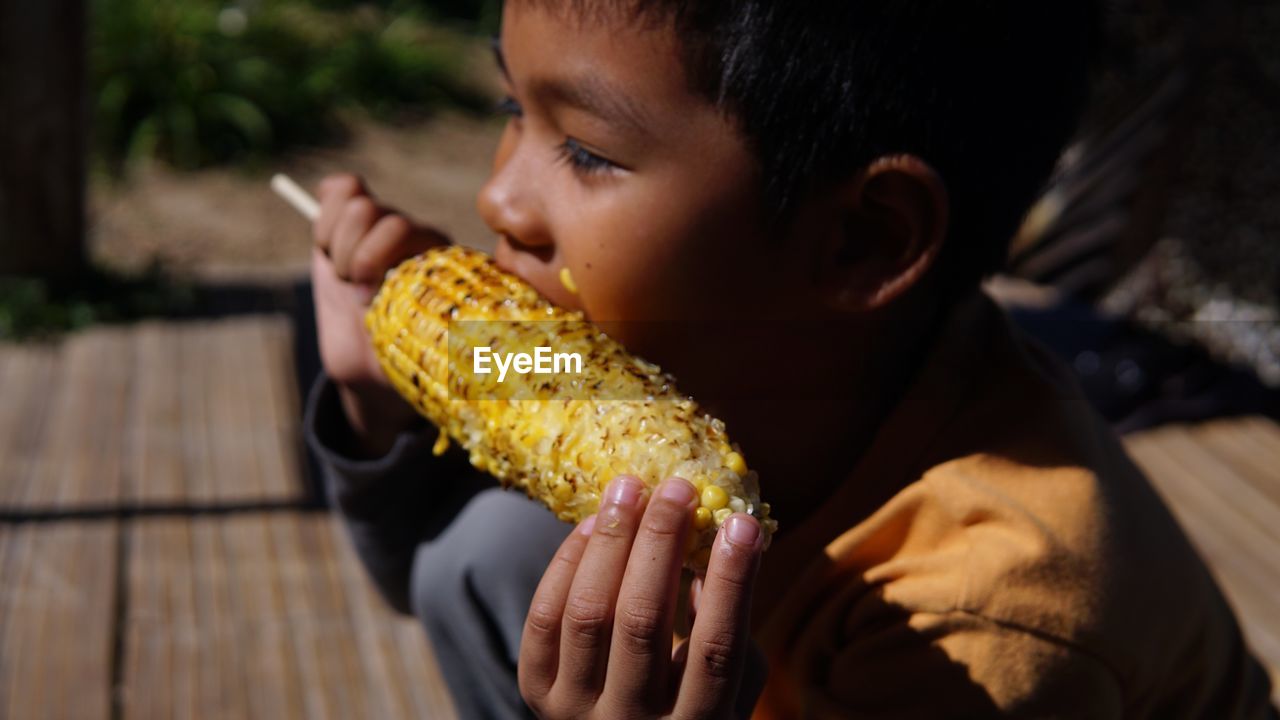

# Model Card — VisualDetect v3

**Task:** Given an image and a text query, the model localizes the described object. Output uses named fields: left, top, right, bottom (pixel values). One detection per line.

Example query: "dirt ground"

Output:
left=89, top=112, right=503, bottom=283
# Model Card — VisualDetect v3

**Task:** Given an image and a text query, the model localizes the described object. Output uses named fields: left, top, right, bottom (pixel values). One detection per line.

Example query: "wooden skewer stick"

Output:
left=270, top=173, right=320, bottom=221
left=271, top=172, right=394, bottom=281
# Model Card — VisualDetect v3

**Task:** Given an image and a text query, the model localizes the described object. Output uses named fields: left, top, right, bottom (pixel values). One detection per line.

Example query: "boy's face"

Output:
left=478, top=3, right=819, bottom=360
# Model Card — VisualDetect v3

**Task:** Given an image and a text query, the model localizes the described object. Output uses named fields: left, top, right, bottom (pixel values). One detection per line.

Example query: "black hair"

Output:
left=519, top=1, right=1099, bottom=294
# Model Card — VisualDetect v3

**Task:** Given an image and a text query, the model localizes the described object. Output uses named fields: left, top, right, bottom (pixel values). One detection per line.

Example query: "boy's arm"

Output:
left=770, top=598, right=1273, bottom=718
left=305, top=372, right=498, bottom=614
left=304, top=172, right=471, bottom=613
left=310, top=173, right=448, bottom=456
left=782, top=608, right=1125, bottom=718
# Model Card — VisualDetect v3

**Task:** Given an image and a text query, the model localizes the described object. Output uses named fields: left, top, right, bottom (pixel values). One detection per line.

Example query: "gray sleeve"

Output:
left=304, top=373, right=498, bottom=615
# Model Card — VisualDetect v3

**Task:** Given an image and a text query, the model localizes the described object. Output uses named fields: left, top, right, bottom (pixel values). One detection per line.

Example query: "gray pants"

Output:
left=410, top=489, right=571, bottom=719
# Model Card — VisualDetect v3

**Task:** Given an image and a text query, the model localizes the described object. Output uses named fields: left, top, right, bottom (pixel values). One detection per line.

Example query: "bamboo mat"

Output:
left=0, top=317, right=458, bottom=719
left=1126, top=417, right=1280, bottom=699
left=120, top=514, right=456, bottom=720
left=0, top=317, right=307, bottom=512
left=0, top=521, right=118, bottom=719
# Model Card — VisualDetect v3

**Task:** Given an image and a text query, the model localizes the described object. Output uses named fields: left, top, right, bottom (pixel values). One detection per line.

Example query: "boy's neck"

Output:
left=691, top=291, right=948, bottom=534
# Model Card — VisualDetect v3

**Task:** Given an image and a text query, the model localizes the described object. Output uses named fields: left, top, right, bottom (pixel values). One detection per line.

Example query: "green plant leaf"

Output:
left=90, top=0, right=493, bottom=172
left=204, top=92, right=274, bottom=150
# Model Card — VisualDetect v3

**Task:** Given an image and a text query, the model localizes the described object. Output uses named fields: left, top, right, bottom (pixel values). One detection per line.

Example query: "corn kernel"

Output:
left=713, top=507, right=732, bottom=525
left=432, top=431, right=450, bottom=457
left=725, top=451, right=748, bottom=476
left=559, top=266, right=579, bottom=294
left=694, top=506, right=713, bottom=530
left=552, top=480, right=573, bottom=503
left=701, top=485, right=729, bottom=511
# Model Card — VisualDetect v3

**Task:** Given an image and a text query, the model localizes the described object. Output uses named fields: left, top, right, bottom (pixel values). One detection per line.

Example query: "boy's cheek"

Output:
left=549, top=171, right=774, bottom=324
left=588, top=254, right=749, bottom=322
left=577, top=223, right=722, bottom=315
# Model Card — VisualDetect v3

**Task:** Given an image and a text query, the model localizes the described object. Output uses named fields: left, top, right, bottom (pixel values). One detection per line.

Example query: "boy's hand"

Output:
left=311, top=173, right=448, bottom=456
left=520, top=476, right=767, bottom=719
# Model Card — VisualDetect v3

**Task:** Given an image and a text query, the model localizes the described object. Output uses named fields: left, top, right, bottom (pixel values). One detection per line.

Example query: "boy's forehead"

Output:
left=501, top=0, right=682, bottom=71
left=499, top=2, right=703, bottom=123
left=506, top=0, right=678, bottom=32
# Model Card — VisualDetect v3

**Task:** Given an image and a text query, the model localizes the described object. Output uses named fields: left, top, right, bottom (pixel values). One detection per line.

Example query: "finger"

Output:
left=519, top=515, right=596, bottom=707
left=313, top=173, right=365, bottom=255
left=602, top=477, right=698, bottom=711
left=349, top=214, right=448, bottom=285
left=673, top=513, right=762, bottom=719
left=554, top=475, right=648, bottom=705
left=311, top=243, right=335, bottom=280
left=331, top=195, right=383, bottom=282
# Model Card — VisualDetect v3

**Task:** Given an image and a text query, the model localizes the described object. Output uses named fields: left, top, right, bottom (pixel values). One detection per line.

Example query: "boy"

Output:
left=304, top=1, right=1278, bottom=717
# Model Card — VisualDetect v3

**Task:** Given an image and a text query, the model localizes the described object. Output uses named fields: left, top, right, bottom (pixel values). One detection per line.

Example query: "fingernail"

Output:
left=724, top=514, right=760, bottom=548
left=578, top=514, right=597, bottom=536
left=605, top=476, right=644, bottom=506
left=658, top=477, right=696, bottom=505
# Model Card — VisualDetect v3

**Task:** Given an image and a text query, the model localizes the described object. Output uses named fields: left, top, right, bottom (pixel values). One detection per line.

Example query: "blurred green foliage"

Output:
left=92, top=0, right=495, bottom=173
left=0, top=265, right=196, bottom=339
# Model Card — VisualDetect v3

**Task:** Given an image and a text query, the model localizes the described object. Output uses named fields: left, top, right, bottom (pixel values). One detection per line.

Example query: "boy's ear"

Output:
left=818, top=154, right=949, bottom=312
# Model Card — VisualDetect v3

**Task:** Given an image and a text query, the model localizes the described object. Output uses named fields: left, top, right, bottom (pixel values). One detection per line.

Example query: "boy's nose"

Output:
left=476, top=146, right=553, bottom=257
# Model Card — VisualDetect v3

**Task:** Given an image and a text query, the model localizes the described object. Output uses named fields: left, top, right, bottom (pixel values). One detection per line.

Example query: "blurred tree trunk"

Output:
left=0, top=0, right=87, bottom=279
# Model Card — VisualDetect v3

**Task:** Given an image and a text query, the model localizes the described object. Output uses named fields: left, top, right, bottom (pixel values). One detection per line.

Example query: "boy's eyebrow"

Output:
left=491, top=37, right=652, bottom=137
left=535, top=75, right=653, bottom=137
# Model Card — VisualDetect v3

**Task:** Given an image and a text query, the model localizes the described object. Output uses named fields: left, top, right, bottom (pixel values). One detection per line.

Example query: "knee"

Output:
left=409, top=489, right=570, bottom=638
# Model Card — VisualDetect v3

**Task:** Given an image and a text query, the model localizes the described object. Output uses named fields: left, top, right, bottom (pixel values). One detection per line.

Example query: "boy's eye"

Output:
left=557, top=138, right=618, bottom=176
left=495, top=95, right=523, bottom=118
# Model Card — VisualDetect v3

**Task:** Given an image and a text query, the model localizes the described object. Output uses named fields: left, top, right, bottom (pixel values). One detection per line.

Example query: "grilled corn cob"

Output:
left=365, top=245, right=775, bottom=570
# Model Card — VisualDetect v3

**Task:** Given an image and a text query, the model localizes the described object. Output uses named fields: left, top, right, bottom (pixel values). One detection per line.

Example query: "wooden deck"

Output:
left=0, top=316, right=1277, bottom=717
left=1127, top=417, right=1280, bottom=696
left=0, top=317, right=457, bottom=719
left=0, top=319, right=306, bottom=511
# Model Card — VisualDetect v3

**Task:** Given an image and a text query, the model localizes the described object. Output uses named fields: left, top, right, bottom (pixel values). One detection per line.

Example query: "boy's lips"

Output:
left=493, top=236, right=580, bottom=312
left=492, top=236, right=534, bottom=284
